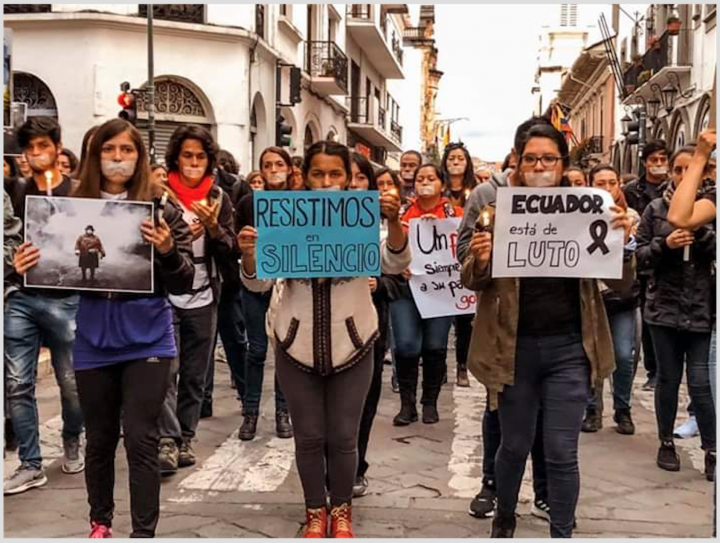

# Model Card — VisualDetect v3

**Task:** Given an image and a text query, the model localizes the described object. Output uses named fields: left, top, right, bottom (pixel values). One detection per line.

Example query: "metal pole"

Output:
left=147, top=4, right=156, bottom=163
left=637, top=107, right=647, bottom=178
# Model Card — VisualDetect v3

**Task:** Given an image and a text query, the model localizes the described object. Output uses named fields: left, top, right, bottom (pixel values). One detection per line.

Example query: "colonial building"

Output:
left=4, top=4, right=410, bottom=170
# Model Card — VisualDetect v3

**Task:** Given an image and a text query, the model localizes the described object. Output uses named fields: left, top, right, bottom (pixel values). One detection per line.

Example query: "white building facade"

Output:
left=4, top=3, right=410, bottom=171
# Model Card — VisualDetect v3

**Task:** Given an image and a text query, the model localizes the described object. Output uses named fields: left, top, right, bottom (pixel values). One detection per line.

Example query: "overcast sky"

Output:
left=432, top=4, right=548, bottom=162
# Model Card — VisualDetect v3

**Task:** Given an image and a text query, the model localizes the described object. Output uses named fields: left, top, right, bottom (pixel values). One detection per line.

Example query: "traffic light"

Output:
left=118, top=82, right=137, bottom=125
left=276, top=113, right=292, bottom=147
left=626, top=111, right=641, bottom=146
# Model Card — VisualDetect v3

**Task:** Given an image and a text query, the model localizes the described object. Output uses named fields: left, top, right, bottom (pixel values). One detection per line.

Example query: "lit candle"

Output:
left=481, top=210, right=491, bottom=228
left=44, top=170, right=53, bottom=197
left=683, top=245, right=690, bottom=262
left=199, top=198, right=208, bottom=206
left=388, top=188, right=398, bottom=196
left=464, top=189, right=471, bottom=200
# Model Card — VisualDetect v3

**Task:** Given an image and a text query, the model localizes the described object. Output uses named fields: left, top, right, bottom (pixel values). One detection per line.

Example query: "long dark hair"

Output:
left=165, top=124, right=219, bottom=176
left=77, top=125, right=100, bottom=180
left=74, top=119, right=151, bottom=201
left=351, top=152, right=377, bottom=190
left=303, top=141, right=352, bottom=180
left=441, top=142, right=476, bottom=191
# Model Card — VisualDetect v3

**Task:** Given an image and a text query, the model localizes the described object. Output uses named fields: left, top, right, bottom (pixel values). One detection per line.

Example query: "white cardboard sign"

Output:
left=408, top=217, right=477, bottom=318
left=491, top=187, right=624, bottom=279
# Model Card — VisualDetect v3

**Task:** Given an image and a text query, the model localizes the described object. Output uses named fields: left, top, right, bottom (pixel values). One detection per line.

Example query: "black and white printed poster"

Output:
left=24, top=196, right=154, bottom=293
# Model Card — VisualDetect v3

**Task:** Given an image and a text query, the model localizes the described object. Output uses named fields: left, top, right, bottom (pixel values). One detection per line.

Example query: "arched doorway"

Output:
left=669, top=109, right=689, bottom=153
left=136, top=77, right=214, bottom=163
left=695, top=93, right=712, bottom=137
left=250, top=93, right=268, bottom=169
left=12, top=72, right=58, bottom=119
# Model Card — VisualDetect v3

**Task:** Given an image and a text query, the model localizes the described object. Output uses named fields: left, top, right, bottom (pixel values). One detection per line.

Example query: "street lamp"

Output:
left=661, top=71, right=693, bottom=114
left=621, top=113, right=632, bottom=135
left=647, top=97, right=661, bottom=121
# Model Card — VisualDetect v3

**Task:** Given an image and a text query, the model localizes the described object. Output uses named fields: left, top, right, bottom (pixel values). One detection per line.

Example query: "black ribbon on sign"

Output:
left=586, top=220, right=610, bottom=255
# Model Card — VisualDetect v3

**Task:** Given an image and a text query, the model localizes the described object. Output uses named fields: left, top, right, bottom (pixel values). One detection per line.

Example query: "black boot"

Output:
left=420, top=349, right=447, bottom=424
left=393, top=356, right=419, bottom=426
left=490, top=513, right=516, bottom=538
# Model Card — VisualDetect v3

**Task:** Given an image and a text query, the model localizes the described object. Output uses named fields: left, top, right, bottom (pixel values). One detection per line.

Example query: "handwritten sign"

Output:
left=254, top=191, right=381, bottom=279
left=491, top=187, right=624, bottom=279
left=408, top=217, right=476, bottom=318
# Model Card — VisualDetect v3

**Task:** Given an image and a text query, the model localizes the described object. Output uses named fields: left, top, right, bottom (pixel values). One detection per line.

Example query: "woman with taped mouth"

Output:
left=27, top=118, right=193, bottom=537
left=636, top=144, right=716, bottom=480
left=238, top=141, right=410, bottom=538
left=461, top=124, right=635, bottom=538
left=391, top=163, right=463, bottom=428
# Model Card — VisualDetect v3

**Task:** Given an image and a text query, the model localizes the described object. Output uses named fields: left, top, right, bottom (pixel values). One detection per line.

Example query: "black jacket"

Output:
left=636, top=198, right=716, bottom=333
left=623, top=175, right=667, bottom=215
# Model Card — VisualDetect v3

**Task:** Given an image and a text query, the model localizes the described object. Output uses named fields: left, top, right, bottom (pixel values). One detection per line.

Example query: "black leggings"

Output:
left=75, top=358, right=171, bottom=538
left=275, top=349, right=373, bottom=508
left=495, top=333, right=589, bottom=539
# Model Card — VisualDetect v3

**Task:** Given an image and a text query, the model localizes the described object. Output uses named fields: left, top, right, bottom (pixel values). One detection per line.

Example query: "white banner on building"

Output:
left=408, top=217, right=476, bottom=318
left=491, top=187, right=624, bottom=279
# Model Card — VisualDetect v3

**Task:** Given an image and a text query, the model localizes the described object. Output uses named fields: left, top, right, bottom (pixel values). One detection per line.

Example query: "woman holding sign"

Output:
left=636, top=144, right=716, bottom=480
left=28, top=119, right=193, bottom=537
left=391, top=163, right=463, bottom=426
left=462, top=124, right=635, bottom=538
left=239, top=141, right=410, bottom=538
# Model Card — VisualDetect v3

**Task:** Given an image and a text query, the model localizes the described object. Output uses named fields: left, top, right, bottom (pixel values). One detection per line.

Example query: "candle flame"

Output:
left=44, top=171, right=52, bottom=181
left=388, top=188, right=398, bottom=196
left=482, top=211, right=491, bottom=227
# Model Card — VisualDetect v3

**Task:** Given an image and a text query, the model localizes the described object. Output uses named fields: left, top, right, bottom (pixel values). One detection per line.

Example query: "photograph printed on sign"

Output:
left=408, top=217, right=477, bottom=318
left=491, top=187, right=624, bottom=279
left=24, top=196, right=154, bottom=293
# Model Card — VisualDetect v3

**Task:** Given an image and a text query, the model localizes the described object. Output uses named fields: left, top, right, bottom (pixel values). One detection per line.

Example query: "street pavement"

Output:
left=3, top=341, right=714, bottom=538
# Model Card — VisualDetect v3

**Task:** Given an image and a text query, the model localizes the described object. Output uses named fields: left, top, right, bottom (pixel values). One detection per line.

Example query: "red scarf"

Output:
left=167, top=171, right=214, bottom=210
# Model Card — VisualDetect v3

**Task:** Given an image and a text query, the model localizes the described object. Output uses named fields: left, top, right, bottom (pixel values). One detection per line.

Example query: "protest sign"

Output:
left=254, top=190, right=381, bottom=279
left=24, top=196, right=154, bottom=293
left=408, top=217, right=476, bottom=318
left=491, top=187, right=624, bottom=279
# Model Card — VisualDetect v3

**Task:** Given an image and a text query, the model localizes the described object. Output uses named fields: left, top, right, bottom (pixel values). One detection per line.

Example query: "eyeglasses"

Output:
left=520, top=154, right=564, bottom=168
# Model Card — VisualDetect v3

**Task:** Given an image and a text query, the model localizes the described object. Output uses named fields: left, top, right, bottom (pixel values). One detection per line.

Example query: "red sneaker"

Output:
left=89, top=521, right=112, bottom=538
left=330, top=503, right=354, bottom=538
left=302, top=507, right=328, bottom=538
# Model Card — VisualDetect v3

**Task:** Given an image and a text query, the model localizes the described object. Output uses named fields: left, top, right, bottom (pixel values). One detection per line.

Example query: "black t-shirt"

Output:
left=517, top=278, right=582, bottom=336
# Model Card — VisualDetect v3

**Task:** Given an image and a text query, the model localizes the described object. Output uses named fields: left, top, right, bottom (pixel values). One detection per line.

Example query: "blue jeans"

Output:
left=495, top=332, right=590, bottom=538
left=649, top=324, right=715, bottom=450
left=239, top=285, right=287, bottom=415
left=609, top=309, right=638, bottom=411
left=389, top=297, right=452, bottom=358
left=4, top=291, right=83, bottom=468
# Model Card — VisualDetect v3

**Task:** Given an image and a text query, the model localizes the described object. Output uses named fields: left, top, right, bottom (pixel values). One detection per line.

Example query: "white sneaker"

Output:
left=62, top=437, right=85, bottom=474
left=4, top=464, right=48, bottom=495
left=674, top=416, right=700, bottom=439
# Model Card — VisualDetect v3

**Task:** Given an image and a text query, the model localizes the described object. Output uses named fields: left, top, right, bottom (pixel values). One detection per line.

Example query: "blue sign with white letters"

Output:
left=254, top=191, right=381, bottom=279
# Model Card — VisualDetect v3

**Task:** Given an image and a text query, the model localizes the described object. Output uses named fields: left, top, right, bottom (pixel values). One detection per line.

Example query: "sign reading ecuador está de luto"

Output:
left=254, top=191, right=381, bottom=279
left=491, top=187, right=624, bottom=279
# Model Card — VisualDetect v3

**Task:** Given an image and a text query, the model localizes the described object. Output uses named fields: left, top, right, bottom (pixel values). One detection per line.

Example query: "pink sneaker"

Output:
left=89, top=522, right=112, bottom=538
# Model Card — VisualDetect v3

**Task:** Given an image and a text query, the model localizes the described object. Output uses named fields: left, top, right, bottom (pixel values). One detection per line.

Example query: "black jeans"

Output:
left=357, top=301, right=390, bottom=478
left=75, top=358, right=171, bottom=538
left=276, top=349, right=373, bottom=508
left=454, top=314, right=474, bottom=368
left=639, top=277, right=657, bottom=379
left=204, top=289, right=247, bottom=404
left=158, top=303, right=217, bottom=444
left=495, top=333, right=590, bottom=538
left=482, top=398, right=547, bottom=501
left=649, top=325, right=715, bottom=450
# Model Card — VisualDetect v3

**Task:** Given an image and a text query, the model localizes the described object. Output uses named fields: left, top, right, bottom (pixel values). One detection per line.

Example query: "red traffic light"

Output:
left=118, top=92, right=135, bottom=108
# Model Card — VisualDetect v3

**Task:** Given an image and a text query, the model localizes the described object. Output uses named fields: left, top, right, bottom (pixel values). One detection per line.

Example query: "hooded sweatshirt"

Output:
left=456, top=170, right=509, bottom=264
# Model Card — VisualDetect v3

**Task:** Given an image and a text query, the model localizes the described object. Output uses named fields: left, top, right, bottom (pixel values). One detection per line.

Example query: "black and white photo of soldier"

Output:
left=24, top=195, right=154, bottom=293
left=74, top=224, right=105, bottom=283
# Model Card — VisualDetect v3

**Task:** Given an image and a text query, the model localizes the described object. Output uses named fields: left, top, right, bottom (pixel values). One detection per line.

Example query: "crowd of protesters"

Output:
left=3, top=113, right=716, bottom=539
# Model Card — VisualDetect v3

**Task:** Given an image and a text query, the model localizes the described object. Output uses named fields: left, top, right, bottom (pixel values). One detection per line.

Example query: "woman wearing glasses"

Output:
left=462, top=124, right=635, bottom=538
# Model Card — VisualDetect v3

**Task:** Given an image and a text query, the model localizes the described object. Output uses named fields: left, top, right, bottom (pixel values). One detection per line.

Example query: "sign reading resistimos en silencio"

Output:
left=492, top=187, right=624, bottom=279
left=254, top=191, right=381, bottom=279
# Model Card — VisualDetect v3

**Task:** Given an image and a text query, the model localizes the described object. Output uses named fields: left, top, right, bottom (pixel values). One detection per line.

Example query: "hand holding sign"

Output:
left=13, top=241, right=40, bottom=275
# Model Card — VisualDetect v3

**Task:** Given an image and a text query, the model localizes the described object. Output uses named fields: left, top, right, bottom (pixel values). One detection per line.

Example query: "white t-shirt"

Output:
left=168, top=205, right=214, bottom=310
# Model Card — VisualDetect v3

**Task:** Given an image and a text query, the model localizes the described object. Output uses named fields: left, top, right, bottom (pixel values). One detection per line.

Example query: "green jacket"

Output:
left=460, top=251, right=636, bottom=410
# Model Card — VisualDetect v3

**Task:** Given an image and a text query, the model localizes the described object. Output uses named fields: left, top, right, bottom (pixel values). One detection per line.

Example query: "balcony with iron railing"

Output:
left=139, top=4, right=205, bottom=24
left=306, top=41, right=349, bottom=96
left=346, top=4, right=404, bottom=79
left=347, top=96, right=402, bottom=151
left=623, top=32, right=671, bottom=94
left=403, top=26, right=434, bottom=47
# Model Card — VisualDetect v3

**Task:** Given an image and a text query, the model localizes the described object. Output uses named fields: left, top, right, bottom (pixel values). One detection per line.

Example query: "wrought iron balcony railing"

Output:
left=307, top=41, right=349, bottom=93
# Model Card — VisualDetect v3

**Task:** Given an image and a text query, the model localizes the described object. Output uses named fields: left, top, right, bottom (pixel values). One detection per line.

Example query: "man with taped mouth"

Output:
left=75, top=225, right=105, bottom=283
